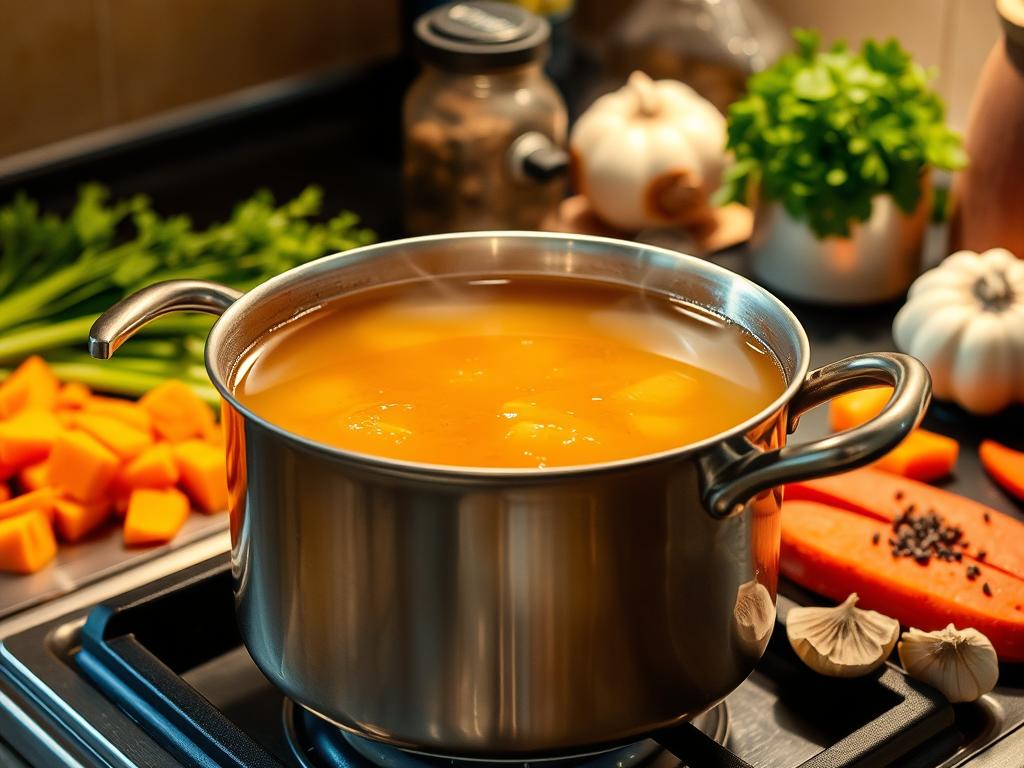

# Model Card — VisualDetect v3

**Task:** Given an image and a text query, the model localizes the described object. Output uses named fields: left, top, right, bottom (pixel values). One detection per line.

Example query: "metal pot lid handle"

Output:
left=703, top=352, right=931, bottom=518
left=89, top=279, right=243, bottom=359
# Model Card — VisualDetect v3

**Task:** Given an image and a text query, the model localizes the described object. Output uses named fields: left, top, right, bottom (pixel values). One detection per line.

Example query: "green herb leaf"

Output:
left=720, top=30, right=965, bottom=237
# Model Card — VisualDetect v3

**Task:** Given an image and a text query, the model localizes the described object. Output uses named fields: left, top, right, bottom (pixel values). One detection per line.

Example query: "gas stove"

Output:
left=1, top=545, right=1022, bottom=768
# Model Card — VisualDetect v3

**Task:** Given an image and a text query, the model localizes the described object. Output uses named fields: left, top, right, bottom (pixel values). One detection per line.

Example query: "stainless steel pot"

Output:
left=89, top=232, right=930, bottom=758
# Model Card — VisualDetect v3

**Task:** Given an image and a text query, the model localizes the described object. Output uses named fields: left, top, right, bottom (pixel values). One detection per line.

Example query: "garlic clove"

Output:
left=786, top=593, right=899, bottom=677
left=897, top=624, right=999, bottom=703
left=733, top=579, right=776, bottom=652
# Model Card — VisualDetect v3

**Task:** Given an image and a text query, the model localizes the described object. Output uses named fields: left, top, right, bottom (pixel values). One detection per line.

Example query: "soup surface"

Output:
left=234, top=277, right=785, bottom=468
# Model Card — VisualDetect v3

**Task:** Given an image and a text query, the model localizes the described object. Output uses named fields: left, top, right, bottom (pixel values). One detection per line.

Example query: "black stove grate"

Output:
left=74, top=557, right=956, bottom=768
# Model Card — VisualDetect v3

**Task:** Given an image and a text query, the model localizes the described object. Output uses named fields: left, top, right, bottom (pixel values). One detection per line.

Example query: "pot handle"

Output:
left=88, top=279, right=243, bottom=359
left=703, top=352, right=931, bottom=519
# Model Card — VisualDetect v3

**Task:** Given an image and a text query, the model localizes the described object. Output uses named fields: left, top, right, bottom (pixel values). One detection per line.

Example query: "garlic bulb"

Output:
left=898, top=624, right=999, bottom=702
left=787, top=594, right=899, bottom=677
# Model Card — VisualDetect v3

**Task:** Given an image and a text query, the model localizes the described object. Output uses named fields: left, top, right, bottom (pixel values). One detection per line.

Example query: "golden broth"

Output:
left=233, top=277, right=785, bottom=468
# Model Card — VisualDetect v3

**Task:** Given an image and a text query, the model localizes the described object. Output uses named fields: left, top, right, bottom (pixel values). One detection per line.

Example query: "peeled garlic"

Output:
left=898, top=624, right=999, bottom=703
left=787, top=593, right=899, bottom=677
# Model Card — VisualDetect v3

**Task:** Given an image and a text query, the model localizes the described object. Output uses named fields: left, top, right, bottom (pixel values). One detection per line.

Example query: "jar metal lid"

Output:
left=415, top=1, right=550, bottom=72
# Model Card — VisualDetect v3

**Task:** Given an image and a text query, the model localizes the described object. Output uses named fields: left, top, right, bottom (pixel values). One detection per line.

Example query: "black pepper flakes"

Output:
left=977, top=550, right=987, bottom=561
left=895, top=490, right=905, bottom=501
left=983, top=582, right=993, bottom=597
left=872, top=532, right=881, bottom=545
left=983, top=512, right=991, bottom=524
left=967, top=565, right=982, bottom=581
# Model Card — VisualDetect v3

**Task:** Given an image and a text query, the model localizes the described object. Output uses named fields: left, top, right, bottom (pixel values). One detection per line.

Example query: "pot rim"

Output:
left=205, top=231, right=811, bottom=482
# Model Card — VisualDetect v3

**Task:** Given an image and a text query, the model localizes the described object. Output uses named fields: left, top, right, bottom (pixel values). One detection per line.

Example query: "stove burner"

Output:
left=282, top=701, right=728, bottom=768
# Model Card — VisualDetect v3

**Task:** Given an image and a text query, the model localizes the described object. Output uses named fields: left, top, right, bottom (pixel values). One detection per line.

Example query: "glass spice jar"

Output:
left=404, top=1, right=568, bottom=235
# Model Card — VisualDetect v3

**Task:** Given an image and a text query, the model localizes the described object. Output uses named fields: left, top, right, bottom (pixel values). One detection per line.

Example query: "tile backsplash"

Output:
left=0, top=0, right=1003, bottom=160
left=2, top=0, right=400, bottom=159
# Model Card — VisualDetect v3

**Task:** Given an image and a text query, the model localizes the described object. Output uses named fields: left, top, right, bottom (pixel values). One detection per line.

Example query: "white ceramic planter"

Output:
left=748, top=184, right=931, bottom=305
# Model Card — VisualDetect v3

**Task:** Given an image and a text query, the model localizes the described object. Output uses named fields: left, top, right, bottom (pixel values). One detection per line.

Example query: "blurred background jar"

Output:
left=403, top=1, right=568, bottom=235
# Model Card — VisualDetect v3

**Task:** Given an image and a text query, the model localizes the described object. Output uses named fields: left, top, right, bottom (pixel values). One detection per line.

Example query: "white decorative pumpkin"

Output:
left=893, top=248, right=1024, bottom=415
left=570, top=71, right=726, bottom=232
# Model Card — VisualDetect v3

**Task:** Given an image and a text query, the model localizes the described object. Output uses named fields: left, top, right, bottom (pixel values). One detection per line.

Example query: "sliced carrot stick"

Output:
left=0, top=510, right=57, bottom=573
left=873, top=429, right=959, bottom=482
left=0, top=489, right=56, bottom=522
left=830, top=386, right=892, bottom=432
left=121, top=443, right=179, bottom=490
left=73, top=412, right=153, bottom=461
left=787, top=468, right=1024, bottom=580
left=47, top=430, right=121, bottom=502
left=83, top=397, right=153, bottom=434
left=782, top=499, right=1024, bottom=661
left=0, top=356, right=60, bottom=418
left=17, top=461, right=50, bottom=493
left=0, top=409, right=62, bottom=468
left=980, top=440, right=1024, bottom=501
left=123, top=487, right=190, bottom=547
left=55, top=381, right=92, bottom=410
left=139, top=380, right=214, bottom=442
left=53, top=497, right=111, bottom=542
left=173, top=440, right=227, bottom=513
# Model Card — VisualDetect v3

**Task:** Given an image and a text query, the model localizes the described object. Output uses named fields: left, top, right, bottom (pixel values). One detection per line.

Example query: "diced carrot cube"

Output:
left=0, top=488, right=56, bottom=522
left=47, top=430, right=120, bottom=502
left=140, top=380, right=214, bottom=442
left=17, top=460, right=50, bottom=492
left=0, top=356, right=60, bottom=418
left=173, top=440, right=228, bottom=513
left=54, top=497, right=111, bottom=542
left=123, top=488, right=190, bottom=547
left=121, top=443, right=179, bottom=490
left=0, top=409, right=62, bottom=467
left=73, top=412, right=153, bottom=461
left=56, top=381, right=92, bottom=410
left=0, top=510, right=57, bottom=573
left=83, top=397, right=153, bottom=433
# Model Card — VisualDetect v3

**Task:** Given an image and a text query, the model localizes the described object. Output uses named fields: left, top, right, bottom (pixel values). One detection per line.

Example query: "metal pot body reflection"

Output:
left=89, top=232, right=930, bottom=758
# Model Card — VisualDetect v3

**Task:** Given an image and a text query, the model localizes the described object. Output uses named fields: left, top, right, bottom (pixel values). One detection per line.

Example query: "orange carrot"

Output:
left=139, top=380, right=214, bottom=442
left=53, top=498, right=111, bottom=542
left=829, top=387, right=958, bottom=480
left=83, top=397, right=153, bottom=434
left=980, top=440, right=1024, bottom=501
left=55, top=381, right=92, bottom=410
left=173, top=440, right=227, bottom=513
left=73, top=412, right=153, bottom=461
left=0, top=510, right=57, bottom=573
left=17, top=461, right=50, bottom=493
left=0, top=356, right=60, bottom=417
left=782, top=499, right=1024, bottom=661
left=123, top=488, right=190, bottom=546
left=830, top=386, right=892, bottom=432
left=0, top=409, right=62, bottom=468
left=47, top=430, right=120, bottom=502
left=873, top=429, right=959, bottom=481
left=787, top=468, right=1024, bottom=581
left=0, top=489, right=56, bottom=522
left=121, top=443, right=179, bottom=490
